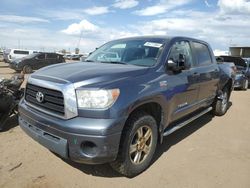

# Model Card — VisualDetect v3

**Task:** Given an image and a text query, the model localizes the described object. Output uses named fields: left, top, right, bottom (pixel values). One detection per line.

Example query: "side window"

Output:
left=192, top=42, right=212, bottom=65
left=13, top=50, right=29, bottom=55
left=37, top=54, right=45, bottom=60
left=47, top=53, right=57, bottom=59
left=168, top=41, right=193, bottom=68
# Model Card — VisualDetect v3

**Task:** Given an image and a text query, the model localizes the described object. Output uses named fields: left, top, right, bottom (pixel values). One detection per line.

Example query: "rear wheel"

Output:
left=23, top=65, right=33, bottom=74
left=110, top=112, right=158, bottom=177
left=213, top=88, right=230, bottom=116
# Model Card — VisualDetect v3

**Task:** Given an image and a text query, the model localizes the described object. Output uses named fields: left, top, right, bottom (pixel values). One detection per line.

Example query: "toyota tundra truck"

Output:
left=19, top=36, right=235, bottom=177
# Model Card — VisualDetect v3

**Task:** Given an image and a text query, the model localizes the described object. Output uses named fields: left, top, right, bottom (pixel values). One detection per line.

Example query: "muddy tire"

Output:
left=110, top=112, right=158, bottom=177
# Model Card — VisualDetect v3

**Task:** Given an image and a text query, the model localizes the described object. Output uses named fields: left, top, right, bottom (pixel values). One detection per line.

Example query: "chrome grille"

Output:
left=25, top=83, right=64, bottom=115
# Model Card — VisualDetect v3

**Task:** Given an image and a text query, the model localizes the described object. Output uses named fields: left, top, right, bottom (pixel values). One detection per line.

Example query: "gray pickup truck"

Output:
left=19, top=36, right=235, bottom=177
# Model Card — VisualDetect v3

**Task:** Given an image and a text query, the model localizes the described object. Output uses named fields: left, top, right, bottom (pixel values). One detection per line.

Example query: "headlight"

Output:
left=76, top=89, right=120, bottom=109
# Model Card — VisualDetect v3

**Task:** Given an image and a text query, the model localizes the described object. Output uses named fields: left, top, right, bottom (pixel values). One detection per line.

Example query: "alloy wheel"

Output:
left=129, top=125, right=153, bottom=165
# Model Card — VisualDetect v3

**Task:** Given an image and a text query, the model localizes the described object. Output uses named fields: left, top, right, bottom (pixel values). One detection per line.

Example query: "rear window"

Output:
left=193, top=42, right=212, bottom=65
left=13, top=50, right=29, bottom=55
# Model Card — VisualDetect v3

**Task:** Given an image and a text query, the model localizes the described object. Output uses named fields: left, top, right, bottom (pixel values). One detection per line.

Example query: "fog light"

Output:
left=81, top=141, right=97, bottom=156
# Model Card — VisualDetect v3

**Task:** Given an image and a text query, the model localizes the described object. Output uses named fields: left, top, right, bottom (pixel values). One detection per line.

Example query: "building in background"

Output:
left=230, top=47, right=250, bottom=57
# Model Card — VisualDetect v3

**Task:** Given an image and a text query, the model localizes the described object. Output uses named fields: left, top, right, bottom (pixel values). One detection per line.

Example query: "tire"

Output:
left=23, top=65, right=33, bottom=74
left=110, top=112, right=158, bottom=177
left=242, top=79, right=248, bottom=90
left=213, top=87, right=230, bottom=116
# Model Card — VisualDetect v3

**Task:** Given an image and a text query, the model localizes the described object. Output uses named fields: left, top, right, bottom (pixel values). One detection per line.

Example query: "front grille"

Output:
left=25, top=83, right=65, bottom=116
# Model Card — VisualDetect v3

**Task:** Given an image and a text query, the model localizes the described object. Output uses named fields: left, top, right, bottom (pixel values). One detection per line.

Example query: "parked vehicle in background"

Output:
left=71, top=54, right=83, bottom=60
left=243, top=58, right=250, bottom=87
left=218, top=56, right=248, bottom=90
left=63, top=54, right=84, bottom=61
left=63, top=54, right=72, bottom=60
left=0, top=50, right=3, bottom=62
left=80, top=53, right=89, bottom=62
left=3, top=49, right=36, bottom=63
left=19, top=36, right=235, bottom=177
left=9, top=52, right=65, bottom=74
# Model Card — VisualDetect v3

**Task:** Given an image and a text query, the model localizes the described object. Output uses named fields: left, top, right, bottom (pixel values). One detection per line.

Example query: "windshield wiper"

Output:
left=100, top=61, right=128, bottom=65
left=85, top=59, right=95, bottom=62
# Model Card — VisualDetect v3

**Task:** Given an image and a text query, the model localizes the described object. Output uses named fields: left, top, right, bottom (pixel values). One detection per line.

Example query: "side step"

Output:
left=163, top=107, right=213, bottom=137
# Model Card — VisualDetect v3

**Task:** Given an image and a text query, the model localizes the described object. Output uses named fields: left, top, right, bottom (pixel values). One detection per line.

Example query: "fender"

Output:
left=125, top=94, right=168, bottom=143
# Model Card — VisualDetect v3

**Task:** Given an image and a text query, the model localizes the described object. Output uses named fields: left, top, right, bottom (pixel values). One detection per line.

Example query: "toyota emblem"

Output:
left=36, top=91, right=44, bottom=103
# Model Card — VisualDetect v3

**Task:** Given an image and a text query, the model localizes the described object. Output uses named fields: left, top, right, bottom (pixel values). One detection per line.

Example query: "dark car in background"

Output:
left=243, top=58, right=250, bottom=86
left=218, top=56, right=248, bottom=90
left=9, top=52, right=65, bottom=74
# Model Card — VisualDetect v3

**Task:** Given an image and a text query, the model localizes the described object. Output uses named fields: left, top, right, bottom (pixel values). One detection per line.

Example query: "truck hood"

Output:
left=31, top=62, right=148, bottom=87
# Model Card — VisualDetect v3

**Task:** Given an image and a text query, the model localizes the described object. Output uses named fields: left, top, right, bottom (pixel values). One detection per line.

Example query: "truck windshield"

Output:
left=85, top=39, right=165, bottom=67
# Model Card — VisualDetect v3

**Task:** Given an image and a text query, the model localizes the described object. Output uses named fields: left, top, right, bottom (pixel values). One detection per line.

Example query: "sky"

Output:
left=0, top=0, right=250, bottom=53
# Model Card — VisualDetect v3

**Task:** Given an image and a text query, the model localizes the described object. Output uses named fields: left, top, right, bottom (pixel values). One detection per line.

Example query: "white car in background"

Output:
left=3, top=49, right=37, bottom=63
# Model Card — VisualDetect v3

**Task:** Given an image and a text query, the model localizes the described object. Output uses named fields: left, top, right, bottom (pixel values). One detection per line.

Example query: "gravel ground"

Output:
left=0, top=61, right=250, bottom=188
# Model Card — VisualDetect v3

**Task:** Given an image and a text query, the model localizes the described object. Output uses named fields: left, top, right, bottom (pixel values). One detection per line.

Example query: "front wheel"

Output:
left=213, top=88, right=230, bottom=116
left=110, top=112, right=158, bottom=177
left=23, top=65, right=33, bottom=74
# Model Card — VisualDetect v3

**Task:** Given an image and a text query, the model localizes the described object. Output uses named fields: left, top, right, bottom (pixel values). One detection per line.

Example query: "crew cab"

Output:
left=19, top=36, right=235, bottom=177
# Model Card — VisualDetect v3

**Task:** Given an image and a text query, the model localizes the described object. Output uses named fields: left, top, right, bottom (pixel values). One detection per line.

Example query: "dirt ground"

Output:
left=0, top=61, right=250, bottom=188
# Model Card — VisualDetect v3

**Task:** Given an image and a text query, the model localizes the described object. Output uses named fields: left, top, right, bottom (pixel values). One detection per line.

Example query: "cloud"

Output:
left=113, top=0, right=139, bottom=9
left=61, top=19, right=99, bottom=35
left=134, top=0, right=193, bottom=16
left=0, top=14, right=49, bottom=23
left=39, top=6, right=110, bottom=20
left=204, top=0, right=212, bottom=7
left=218, top=0, right=250, bottom=14
left=38, top=9, right=84, bottom=20
left=131, top=9, right=250, bottom=50
left=83, top=6, right=109, bottom=15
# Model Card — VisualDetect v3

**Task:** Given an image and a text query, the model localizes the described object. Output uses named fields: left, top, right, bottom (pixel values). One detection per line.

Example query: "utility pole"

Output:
left=18, top=39, right=20, bottom=49
left=76, top=30, right=83, bottom=52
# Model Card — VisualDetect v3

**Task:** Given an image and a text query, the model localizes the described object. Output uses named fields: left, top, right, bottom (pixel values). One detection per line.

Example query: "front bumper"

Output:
left=19, top=99, right=125, bottom=164
left=9, top=63, right=20, bottom=71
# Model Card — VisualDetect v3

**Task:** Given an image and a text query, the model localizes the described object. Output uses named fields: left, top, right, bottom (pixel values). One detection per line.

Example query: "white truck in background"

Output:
left=3, top=49, right=37, bottom=63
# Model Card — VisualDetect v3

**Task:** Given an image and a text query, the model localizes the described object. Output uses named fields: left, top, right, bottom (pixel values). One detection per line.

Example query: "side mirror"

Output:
left=167, top=54, right=190, bottom=73
left=167, top=59, right=178, bottom=70
left=167, top=59, right=183, bottom=73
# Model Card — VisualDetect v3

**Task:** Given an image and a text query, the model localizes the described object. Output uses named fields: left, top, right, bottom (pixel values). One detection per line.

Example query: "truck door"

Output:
left=166, top=40, right=200, bottom=122
left=191, top=41, right=219, bottom=103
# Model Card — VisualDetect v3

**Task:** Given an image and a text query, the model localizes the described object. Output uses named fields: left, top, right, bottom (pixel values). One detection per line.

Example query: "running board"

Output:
left=163, top=107, right=213, bottom=137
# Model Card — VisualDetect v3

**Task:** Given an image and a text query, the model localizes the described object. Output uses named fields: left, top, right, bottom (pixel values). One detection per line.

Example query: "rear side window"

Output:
left=192, top=42, right=212, bottom=65
left=13, top=50, right=29, bottom=55
left=47, top=54, right=57, bottom=59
